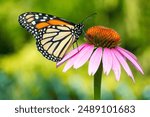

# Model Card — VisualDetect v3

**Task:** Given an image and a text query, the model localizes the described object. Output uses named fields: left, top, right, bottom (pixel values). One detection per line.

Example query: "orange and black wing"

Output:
left=18, top=12, right=75, bottom=39
left=18, top=12, right=79, bottom=62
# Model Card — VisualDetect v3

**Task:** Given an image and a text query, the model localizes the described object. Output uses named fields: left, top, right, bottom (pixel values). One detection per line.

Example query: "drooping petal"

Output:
left=102, top=48, right=113, bottom=75
left=112, top=49, right=135, bottom=82
left=63, top=53, right=79, bottom=72
left=56, top=43, right=87, bottom=67
left=73, top=44, right=94, bottom=69
left=110, top=49, right=121, bottom=81
left=88, top=47, right=102, bottom=76
left=116, top=47, right=144, bottom=74
left=116, top=47, right=137, bottom=60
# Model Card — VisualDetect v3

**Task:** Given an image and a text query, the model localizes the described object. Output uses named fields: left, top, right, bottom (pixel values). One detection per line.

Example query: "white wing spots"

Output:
left=43, top=16, right=48, bottom=19
left=52, top=26, right=56, bottom=28
left=32, top=21, right=36, bottom=25
left=53, top=32, right=71, bottom=41
left=19, top=15, right=22, bottom=19
left=40, top=19, right=46, bottom=22
left=35, top=16, right=39, bottom=19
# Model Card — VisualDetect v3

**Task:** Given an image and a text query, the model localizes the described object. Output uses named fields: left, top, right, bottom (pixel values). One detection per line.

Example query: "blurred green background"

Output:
left=0, top=0, right=149, bottom=100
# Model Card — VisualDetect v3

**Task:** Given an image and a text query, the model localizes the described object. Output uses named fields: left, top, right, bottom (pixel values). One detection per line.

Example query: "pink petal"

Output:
left=116, top=47, right=137, bottom=60
left=88, top=47, right=102, bottom=76
left=116, top=47, right=144, bottom=74
left=56, top=43, right=87, bottom=67
left=110, top=49, right=121, bottom=81
left=112, top=49, right=135, bottom=82
left=102, top=48, right=113, bottom=75
left=63, top=53, right=79, bottom=72
left=73, top=44, right=94, bottom=69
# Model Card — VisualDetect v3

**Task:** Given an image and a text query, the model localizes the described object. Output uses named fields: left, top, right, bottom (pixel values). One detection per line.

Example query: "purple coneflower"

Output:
left=57, top=26, right=144, bottom=99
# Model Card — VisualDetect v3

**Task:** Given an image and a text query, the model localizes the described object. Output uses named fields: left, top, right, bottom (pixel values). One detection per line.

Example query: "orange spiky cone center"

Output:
left=85, top=26, right=120, bottom=48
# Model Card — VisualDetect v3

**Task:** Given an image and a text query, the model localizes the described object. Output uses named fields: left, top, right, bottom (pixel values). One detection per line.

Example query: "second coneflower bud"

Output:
left=85, top=26, right=120, bottom=48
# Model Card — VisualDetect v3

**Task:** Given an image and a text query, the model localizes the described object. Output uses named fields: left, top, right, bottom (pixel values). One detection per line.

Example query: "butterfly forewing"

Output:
left=18, top=12, right=83, bottom=62
left=18, top=12, right=75, bottom=37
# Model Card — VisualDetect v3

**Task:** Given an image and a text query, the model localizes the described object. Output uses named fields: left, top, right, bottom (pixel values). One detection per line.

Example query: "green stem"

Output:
left=94, top=64, right=103, bottom=100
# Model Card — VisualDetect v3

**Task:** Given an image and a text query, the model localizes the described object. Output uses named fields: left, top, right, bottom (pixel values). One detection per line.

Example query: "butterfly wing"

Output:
left=18, top=12, right=75, bottom=39
left=18, top=12, right=78, bottom=62
left=36, top=25, right=76, bottom=62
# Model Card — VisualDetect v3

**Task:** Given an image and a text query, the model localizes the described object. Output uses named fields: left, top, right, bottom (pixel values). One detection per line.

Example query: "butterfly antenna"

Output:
left=81, top=12, right=97, bottom=24
left=81, top=12, right=97, bottom=36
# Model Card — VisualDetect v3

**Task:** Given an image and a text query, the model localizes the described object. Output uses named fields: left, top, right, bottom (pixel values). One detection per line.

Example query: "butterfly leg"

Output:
left=73, top=41, right=79, bottom=52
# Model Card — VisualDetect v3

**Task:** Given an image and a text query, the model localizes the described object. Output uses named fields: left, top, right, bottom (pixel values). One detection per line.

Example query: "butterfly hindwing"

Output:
left=36, top=25, right=76, bottom=62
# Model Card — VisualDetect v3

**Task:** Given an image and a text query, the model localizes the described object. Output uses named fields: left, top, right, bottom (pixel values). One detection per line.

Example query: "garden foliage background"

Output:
left=0, top=0, right=150, bottom=99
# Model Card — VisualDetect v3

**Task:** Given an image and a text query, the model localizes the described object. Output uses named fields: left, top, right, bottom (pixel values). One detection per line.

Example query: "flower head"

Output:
left=57, top=26, right=144, bottom=81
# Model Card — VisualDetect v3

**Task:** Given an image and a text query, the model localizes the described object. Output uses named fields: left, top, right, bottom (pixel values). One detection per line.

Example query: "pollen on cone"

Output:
left=85, top=26, right=120, bottom=48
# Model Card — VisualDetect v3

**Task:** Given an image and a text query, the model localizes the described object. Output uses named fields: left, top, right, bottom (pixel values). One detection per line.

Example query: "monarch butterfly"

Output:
left=18, top=12, right=84, bottom=62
